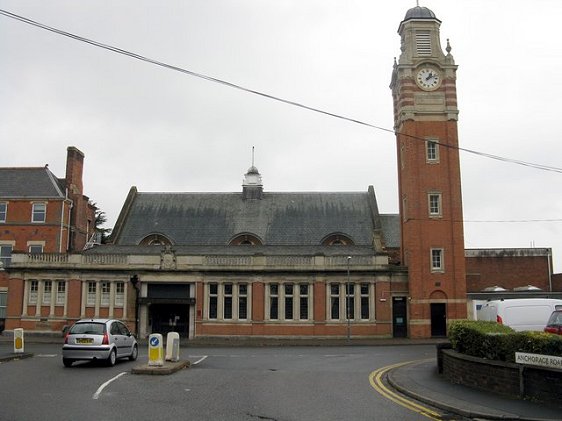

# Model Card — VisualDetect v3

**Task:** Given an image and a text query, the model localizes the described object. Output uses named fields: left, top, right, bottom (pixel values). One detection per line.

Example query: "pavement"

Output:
left=1, top=334, right=561, bottom=420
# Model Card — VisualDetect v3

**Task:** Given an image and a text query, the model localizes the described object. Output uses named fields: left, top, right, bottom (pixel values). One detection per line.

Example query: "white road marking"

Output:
left=191, top=355, right=208, bottom=365
left=37, top=354, right=58, bottom=358
left=93, top=372, right=127, bottom=400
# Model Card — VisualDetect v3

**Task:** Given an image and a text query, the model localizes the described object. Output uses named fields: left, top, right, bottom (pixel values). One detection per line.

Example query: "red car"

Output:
left=544, top=310, right=562, bottom=335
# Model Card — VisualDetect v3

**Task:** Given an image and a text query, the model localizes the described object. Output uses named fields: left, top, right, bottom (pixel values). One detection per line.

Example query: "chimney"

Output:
left=65, top=146, right=84, bottom=195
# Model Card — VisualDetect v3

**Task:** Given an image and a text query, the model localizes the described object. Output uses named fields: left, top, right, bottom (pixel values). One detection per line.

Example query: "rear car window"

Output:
left=69, top=322, right=105, bottom=335
left=547, top=311, right=562, bottom=325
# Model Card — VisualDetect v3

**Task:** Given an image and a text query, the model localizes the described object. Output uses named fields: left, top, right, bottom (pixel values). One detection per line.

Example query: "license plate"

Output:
left=76, top=338, right=93, bottom=344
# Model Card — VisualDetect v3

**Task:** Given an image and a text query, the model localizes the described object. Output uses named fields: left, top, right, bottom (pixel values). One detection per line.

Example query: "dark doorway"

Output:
left=431, top=303, right=447, bottom=337
left=149, top=304, right=189, bottom=337
left=392, top=297, right=407, bottom=338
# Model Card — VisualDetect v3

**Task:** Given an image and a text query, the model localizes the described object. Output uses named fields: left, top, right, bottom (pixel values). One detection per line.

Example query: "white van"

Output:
left=476, top=299, right=562, bottom=331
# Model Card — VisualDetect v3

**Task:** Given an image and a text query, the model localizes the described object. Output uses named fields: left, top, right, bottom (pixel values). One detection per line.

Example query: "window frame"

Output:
left=0, top=202, right=7, bottom=223
left=426, top=139, right=440, bottom=163
left=56, top=281, right=66, bottom=305
left=266, top=282, right=312, bottom=322
left=206, top=282, right=250, bottom=322
left=0, top=244, right=13, bottom=268
left=328, top=282, right=374, bottom=322
left=29, top=280, right=39, bottom=304
left=431, top=248, right=445, bottom=272
left=31, top=202, right=47, bottom=223
left=428, top=193, right=442, bottom=217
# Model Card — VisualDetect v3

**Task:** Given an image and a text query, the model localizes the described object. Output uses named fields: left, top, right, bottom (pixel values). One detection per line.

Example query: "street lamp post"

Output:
left=347, top=256, right=351, bottom=341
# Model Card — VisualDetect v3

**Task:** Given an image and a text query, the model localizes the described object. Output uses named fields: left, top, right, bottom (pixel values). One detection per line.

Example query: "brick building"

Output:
left=0, top=147, right=95, bottom=332
left=2, top=7, right=560, bottom=339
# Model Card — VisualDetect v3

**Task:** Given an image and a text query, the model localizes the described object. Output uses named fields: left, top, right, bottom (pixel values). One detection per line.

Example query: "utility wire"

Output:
left=1, top=8, right=562, bottom=174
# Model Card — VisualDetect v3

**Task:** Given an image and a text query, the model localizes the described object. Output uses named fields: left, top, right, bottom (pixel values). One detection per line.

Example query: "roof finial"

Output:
left=416, top=0, right=420, bottom=6
left=251, top=146, right=255, bottom=167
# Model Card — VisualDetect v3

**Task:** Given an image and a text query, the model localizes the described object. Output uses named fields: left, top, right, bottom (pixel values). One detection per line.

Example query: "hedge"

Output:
left=448, top=320, right=562, bottom=362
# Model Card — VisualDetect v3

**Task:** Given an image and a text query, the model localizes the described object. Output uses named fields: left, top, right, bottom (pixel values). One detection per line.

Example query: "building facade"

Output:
left=3, top=7, right=560, bottom=339
left=0, top=147, right=95, bottom=332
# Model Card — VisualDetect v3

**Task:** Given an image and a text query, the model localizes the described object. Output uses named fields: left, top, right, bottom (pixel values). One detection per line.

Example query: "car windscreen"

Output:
left=69, top=322, right=106, bottom=335
left=547, top=311, right=562, bottom=325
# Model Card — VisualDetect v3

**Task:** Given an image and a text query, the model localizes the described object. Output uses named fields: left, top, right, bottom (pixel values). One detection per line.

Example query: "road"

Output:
left=0, top=342, right=446, bottom=421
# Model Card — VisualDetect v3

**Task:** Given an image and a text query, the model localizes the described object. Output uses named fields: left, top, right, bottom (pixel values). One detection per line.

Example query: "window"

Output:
left=87, top=282, right=97, bottom=306
left=329, top=282, right=373, bottom=321
left=206, top=282, right=249, bottom=321
left=0, top=202, right=6, bottom=222
left=223, top=283, right=233, bottom=319
left=428, top=193, right=442, bottom=217
left=209, top=283, right=218, bottom=319
left=238, top=283, right=248, bottom=320
left=360, top=284, right=370, bottom=320
left=269, top=283, right=279, bottom=320
left=29, top=244, right=44, bottom=254
left=29, top=280, right=38, bottom=304
left=43, top=281, right=52, bottom=304
left=426, top=140, right=439, bottom=162
left=416, top=31, right=431, bottom=55
left=265, top=282, right=311, bottom=321
left=330, top=283, right=340, bottom=320
left=32, top=203, right=46, bottom=223
left=299, top=284, right=309, bottom=320
left=115, top=282, right=125, bottom=307
left=101, top=282, right=110, bottom=306
left=0, top=245, right=12, bottom=268
left=0, top=291, right=6, bottom=319
left=56, top=281, right=66, bottom=305
left=431, top=249, right=444, bottom=272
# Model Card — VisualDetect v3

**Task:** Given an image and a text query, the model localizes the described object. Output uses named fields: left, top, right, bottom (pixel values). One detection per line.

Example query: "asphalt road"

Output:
left=0, top=342, right=444, bottom=421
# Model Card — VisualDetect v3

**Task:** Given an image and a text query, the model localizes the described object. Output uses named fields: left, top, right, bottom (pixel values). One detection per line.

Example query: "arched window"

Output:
left=321, top=233, right=354, bottom=246
left=139, top=233, right=173, bottom=246
left=229, top=233, right=263, bottom=246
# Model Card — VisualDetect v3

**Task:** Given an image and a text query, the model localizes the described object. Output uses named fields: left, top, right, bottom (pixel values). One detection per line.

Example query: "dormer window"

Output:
left=230, top=234, right=263, bottom=246
left=321, top=234, right=354, bottom=246
left=139, top=234, right=173, bottom=247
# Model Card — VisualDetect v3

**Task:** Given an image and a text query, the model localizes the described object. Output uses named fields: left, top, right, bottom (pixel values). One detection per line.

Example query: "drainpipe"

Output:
left=547, top=249, right=553, bottom=293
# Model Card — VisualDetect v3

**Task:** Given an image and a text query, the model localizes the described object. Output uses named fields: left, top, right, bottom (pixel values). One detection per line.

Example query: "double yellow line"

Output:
left=369, top=360, right=442, bottom=420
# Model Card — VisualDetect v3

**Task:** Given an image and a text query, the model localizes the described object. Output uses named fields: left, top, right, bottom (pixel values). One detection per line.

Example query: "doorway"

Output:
left=430, top=303, right=447, bottom=337
left=149, top=304, right=189, bottom=337
left=392, top=297, right=407, bottom=337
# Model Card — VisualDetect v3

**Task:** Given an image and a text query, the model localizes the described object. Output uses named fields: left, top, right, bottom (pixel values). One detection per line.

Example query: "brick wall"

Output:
left=440, top=348, right=562, bottom=406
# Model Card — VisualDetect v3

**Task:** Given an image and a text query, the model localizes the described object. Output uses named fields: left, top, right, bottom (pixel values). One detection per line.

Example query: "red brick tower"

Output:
left=390, top=7, right=467, bottom=337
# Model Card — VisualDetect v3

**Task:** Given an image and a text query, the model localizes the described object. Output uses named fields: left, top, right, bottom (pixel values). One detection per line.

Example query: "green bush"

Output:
left=448, top=320, right=562, bottom=362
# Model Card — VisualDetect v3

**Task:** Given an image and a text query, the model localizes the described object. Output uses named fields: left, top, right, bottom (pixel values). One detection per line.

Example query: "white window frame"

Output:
left=328, top=282, right=374, bottom=322
left=0, top=243, right=13, bottom=268
left=428, top=193, right=442, bottom=217
left=56, top=281, right=66, bottom=305
left=0, top=202, right=7, bottom=223
left=426, top=139, right=440, bottom=163
left=28, top=242, right=44, bottom=254
left=29, top=280, right=39, bottom=304
left=31, top=202, right=47, bottom=223
left=0, top=290, right=7, bottom=319
left=42, top=280, right=52, bottom=304
left=87, top=281, right=97, bottom=306
left=431, top=248, right=444, bottom=272
left=100, top=281, right=110, bottom=306
left=266, top=282, right=312, bottom=322
left=205, top=282, right=251, bottom=322
left=115, top=282, right=125, bottom=307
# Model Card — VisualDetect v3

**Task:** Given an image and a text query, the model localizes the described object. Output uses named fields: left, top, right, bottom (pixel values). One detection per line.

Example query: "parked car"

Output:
left=544, top=310, right=562, bottom=335
left=62, top=319, right=138, bottom=367
left=476, top=298, right=562, bottom=331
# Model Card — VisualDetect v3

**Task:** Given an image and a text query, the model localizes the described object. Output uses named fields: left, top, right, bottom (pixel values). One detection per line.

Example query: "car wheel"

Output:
left=107, top=349, right=117, bottom=366
left=63, top=358, right=73, bottom=367
left=129, top=344, right=138, bottom=361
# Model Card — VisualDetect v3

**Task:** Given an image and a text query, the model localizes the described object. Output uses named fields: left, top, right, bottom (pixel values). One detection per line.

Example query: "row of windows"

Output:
left=26, top=280, right=125, bottom=307
left=0, top=202, right=47, bottom=224
left=0, top=243, right=45, bottom=268
left=205, top=282, right=374, bottom=322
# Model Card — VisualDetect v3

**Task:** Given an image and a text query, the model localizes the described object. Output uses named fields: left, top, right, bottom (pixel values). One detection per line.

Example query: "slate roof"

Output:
left=111, top=186, right=400, bottom=251
left=0, top=167, right=65, bottom=199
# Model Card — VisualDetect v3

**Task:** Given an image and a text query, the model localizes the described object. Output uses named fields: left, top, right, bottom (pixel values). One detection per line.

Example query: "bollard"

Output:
left=14, top=328, right=24, bottom=354
left=148, top=333, right=164, bottom=366
left=165, top=332, right=180, bottom=362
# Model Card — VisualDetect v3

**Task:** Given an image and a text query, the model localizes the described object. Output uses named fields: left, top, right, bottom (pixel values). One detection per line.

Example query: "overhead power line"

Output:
left=1, top=8, right=562, bottom=174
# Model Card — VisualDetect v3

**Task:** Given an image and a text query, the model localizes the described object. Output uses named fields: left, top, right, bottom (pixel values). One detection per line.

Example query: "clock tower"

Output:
left=390, top=6, right=467, bottom=338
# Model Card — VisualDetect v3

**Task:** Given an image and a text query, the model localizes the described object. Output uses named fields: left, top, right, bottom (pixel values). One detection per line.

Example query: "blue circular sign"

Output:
left=150, top=337, right=159, bottom=347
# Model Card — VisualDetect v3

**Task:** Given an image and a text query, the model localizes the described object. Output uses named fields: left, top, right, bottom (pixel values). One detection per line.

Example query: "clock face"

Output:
left=416, top=68, right=440, bottom=90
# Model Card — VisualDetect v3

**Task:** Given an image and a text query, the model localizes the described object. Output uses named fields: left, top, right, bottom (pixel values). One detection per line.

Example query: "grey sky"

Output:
left=1, top=1, right=561, bottom=272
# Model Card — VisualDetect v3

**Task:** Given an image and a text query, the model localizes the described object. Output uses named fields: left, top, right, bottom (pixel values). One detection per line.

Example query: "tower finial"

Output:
left=416, top=0, right=420, bottom=6
left=252, top=146, right=255, bottom=167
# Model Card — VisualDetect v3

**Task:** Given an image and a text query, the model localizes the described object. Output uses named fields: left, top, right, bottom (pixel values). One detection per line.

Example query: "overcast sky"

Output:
left=1, top=1, right=561, bottom=273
